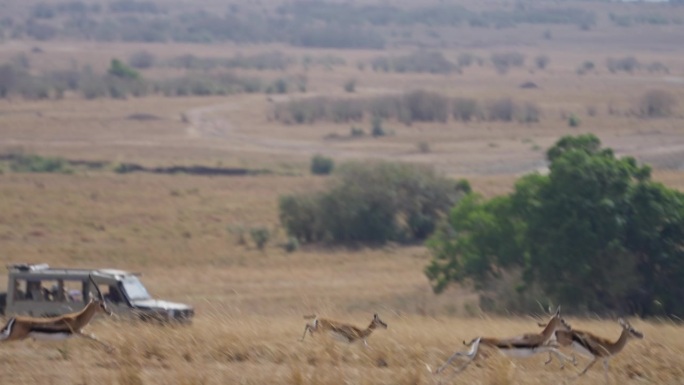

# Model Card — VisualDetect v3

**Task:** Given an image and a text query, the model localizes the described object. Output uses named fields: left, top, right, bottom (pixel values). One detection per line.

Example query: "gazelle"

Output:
left=431, top=306, right=574, bottom=378
left=300, top=313, right=388, bottom=347
left=544, top=318, right=644, bottom=383
left=0, top=275, right=114, bottom=352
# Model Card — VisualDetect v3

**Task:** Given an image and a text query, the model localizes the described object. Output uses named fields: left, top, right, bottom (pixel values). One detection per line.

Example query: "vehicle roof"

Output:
left=6, top=264, right=138, bottom=279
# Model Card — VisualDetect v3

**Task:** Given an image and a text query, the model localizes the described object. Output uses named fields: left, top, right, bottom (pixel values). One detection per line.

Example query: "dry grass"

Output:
left=0, top=311, right=678, bottom=384
left=0, top=172, right=682, bottom=384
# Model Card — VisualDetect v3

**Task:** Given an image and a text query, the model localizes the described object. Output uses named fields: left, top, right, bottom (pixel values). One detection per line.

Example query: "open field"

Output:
left=0, top=173, right=682, bottom=385
left=2, top=0, right=684, bottom=383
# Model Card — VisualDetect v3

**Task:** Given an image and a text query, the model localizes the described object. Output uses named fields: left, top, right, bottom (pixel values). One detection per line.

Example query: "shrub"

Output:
left=607, top=56, right=640, bottom=73
left=485, top=98, right=540, bottom=123
left=371, top=116, right=386, bottom=137
left=128, top=51, right=156, bottom=69
left=279, top=194, right=324, bottom=243
left=250, top=227, right=271, bottom=250
left=491, top=52, right=525, bottom=74
left=284, top=237, right=299, bottom=253
left=568, top=114, right=581, bottom=127
left=344, top=79, right=356, bottom=93
left=639, top=90, right=677, bottom=118
left=310, top=155, right=334, bottom=175
left=518, top=102, right=541, bottom=123
left=453, top=97, right=480, bottom=121
left=535, top=55, right=549, bottom=70
left=280, top=161, right=468, bottom=244
left=108, top=59, right=140, bottom=79
left=401, top=90, right=449, bottom=123
left=486, top=98, right=516, bottom=121
left=350, top=126, right=365, bottom=137
left=370, top=51, right=455, bottom=74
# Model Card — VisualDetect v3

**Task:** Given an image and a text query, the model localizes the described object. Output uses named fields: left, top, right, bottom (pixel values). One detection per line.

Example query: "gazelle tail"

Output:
left=0, top=318, right=16, bottom=341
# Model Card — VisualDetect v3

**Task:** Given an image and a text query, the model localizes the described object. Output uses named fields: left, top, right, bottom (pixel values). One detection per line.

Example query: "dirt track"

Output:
left=184, top=99, right=684, bottom=176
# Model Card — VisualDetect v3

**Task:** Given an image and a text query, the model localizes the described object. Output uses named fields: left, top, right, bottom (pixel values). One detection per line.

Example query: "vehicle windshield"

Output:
left=121, top=276, right=151, bottom=301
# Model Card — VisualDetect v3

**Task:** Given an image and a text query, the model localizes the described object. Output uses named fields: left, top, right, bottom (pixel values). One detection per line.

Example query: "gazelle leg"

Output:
left=299, top=324, right=312, bottom=342
left=603, top=358, right=611, bottom=385
left=546, top=347, right=574, bottom=370
left=434, top=337, right=481, bottom=375
left=77, top=332, right=114, bottom=353
left=575, top=357, right=598, bottom=378
left=544, top=352, right=553, bottom=366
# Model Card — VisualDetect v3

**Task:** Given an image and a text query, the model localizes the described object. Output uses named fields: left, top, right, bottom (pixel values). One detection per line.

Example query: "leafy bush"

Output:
left=568, top=114, right=581, bottom=127
left=310, top=155, right=334, bottom=175
left=108, top=59, right=140, bottom=80
left=250, top=227, right=271, bottom=250
left=426, top=134, right=684, bottom=317
left=280, top=161, right=468, bottom=244
left=279, top=195, right=324, bottom=243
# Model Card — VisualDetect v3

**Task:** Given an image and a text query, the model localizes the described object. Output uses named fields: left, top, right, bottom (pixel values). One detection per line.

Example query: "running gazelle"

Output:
left=431, top=306, right=574, bottom=377
left=300, top=313, right=388, bottom=347
left=540, top=318, right=644, bottom=383
left=0, top=275, right=114, bottom=352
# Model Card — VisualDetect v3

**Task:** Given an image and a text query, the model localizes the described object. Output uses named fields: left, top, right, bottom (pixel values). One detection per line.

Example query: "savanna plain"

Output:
left=1, top=0, right=684, bottom=384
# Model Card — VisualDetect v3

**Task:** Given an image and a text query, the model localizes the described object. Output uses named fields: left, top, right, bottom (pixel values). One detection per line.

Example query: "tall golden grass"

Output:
left=1, top=311, right=678, bottom=385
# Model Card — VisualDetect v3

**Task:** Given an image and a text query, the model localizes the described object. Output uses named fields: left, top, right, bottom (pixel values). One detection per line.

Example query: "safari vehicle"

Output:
left=0, top=263, right=194, bottom=323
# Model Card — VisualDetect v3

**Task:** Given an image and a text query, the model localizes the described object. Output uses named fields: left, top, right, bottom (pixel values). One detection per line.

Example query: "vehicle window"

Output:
left=62, top=280, right=85, bottom=303
left=24, top=280, right=51, bottom=301
left=12, top=279, right=27, bottom=301
left=121, top=276, right=151, bottom=300
left=42, top=280, right=64, bottom=302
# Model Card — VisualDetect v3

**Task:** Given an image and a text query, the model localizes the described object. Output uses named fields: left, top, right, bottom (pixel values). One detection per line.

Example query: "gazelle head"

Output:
left=618, top=318, right=644, bottom=340
left=89, top=275, right=113, bottom=316
left=537, top=305, right=570, bottom=332
left=370, top=313, right=388, bottom=330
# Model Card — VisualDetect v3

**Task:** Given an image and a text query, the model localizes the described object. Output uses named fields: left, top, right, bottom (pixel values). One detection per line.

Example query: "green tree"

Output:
left=108, top=59, right=140, bottom=80
left=426, top=134, right=684, bottom=317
